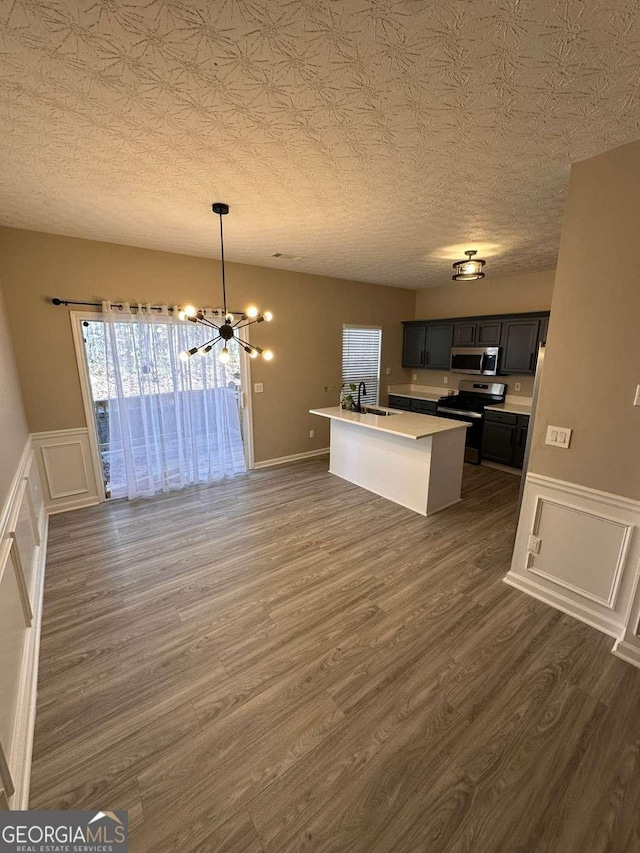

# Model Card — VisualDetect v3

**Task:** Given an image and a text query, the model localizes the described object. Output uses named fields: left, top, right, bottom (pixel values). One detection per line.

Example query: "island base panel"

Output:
left=328, top=420, right=466, bottom=516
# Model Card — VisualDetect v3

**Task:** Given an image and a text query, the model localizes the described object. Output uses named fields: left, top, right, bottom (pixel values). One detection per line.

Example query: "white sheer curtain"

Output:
left=98, top=301, right=246, bottom=500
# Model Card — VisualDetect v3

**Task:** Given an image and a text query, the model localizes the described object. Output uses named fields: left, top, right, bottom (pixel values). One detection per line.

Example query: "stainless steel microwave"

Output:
left=450, top=346, right=500, bottom=376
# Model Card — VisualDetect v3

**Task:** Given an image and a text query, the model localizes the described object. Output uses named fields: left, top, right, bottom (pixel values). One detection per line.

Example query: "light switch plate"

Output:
left=411, top=372, right=417, bottom=381
left=546, top=425, right=571, bottom=448
left=514, top=382, right=521, bottom=392
left=443, top=376, right=448, bottom=384
left=254, top=383, right=264, bottom=393
left=386, top=367, right=392, bottom=376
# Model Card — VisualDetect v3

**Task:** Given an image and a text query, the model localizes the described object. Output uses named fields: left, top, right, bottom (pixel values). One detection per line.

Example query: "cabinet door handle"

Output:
left=510, top=428, right=515, bottom=445
left=424, top=351, right=429, bottom=364
left=529, top=352, right=535, bottom=370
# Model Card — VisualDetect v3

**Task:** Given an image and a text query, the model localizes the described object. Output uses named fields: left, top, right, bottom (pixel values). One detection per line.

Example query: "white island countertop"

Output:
left=309, top=406, right=469, bottom=440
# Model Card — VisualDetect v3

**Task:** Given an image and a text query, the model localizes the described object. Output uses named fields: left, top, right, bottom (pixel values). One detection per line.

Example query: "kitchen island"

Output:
left=310, top=406, right=469, bottom=516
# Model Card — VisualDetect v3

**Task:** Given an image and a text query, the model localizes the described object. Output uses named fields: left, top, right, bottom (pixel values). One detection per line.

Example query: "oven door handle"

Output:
left=436, top=407, right=483, bottom=419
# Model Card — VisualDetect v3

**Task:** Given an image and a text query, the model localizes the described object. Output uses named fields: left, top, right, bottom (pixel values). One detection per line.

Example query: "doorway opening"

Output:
left=74, top=310, right=253, bottom=500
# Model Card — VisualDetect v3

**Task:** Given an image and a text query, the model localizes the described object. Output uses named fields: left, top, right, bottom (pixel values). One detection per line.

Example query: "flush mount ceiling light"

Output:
left=452, top=250, right=486, bottom=281
left=179, top=202, right=273, bottom=364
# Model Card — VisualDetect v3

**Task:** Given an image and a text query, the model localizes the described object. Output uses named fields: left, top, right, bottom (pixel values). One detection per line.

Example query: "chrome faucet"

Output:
left=357, top=381, right=367, bottom=412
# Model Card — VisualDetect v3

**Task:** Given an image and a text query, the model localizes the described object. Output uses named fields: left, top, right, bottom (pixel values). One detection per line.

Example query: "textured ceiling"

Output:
left=0, top=1, right=639, bottom=289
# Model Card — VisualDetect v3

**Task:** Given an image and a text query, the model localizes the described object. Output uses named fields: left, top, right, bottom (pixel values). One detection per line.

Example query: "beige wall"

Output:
left=0, top=227, right=415, bottom=463
left=529, top=140, right=640, bottom=501
left=411, top=269, right=555, bottom=397
left=411, top=368, right=536, bottom=398
left=415, top=268, right=555, bottom=320
left=0, top=283, right=29, bottom=508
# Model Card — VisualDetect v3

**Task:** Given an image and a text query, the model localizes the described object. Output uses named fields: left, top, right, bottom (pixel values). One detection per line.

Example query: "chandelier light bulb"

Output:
left=219, top=347, right=231, bottom=364
left=225, top=313, right=234, bottom=323
left=178, top=310, right=186, bottom=321
left=179, top=347, right=198, bottom=361
left=246, top=306, right=259, bottom=319
left=249, top=348, right=259, bottom=359
left=264, top=310, right=273, bottom=322
left=184, top=305, right=197, bottom=318
left=262, top=349, right=274, bottom=361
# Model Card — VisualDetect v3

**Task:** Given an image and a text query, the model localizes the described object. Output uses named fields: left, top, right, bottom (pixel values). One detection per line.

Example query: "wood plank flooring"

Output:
left=30, top=459, right=640, bottom=852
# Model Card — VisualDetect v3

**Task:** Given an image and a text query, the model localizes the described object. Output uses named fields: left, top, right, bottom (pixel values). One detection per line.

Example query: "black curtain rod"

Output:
left=50, top=298, right=244, bottom=314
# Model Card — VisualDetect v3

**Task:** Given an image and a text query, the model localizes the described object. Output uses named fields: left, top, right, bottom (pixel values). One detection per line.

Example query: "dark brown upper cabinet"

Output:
left=452, top=322, right=476, bottom=347
left=453, top=320, right=502, bottom=348
left=425, top=324, right=453, bottom=369
left=402, top=323, right=453, bottom=369
left=476, top=320, right=502, bottom=346
left=402, top=324, right=426, bottom=368
left=402, top=312, right=548, bottom=374
left=538, top=316, right=549, bottom=346
left=501, top=319, right=540, bottom=374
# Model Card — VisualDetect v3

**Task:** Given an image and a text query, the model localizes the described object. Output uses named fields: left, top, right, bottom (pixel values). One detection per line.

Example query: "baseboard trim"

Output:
left=47, top=496, right=101, bottom=515
left=481, top=461, right=521, bottom=476
left=254, top=448, right=329, bottom=469
left=503, top=573, right=622, bottom=639
left=611, top=638, right=640, bottom=668
left=10, top=514, right=49, bottom=809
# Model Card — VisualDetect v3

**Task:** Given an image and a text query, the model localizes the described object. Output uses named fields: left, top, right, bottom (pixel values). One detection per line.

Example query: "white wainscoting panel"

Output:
left=31, top=428, right=101, bottom=513
left=506, top=473, right=640, bottom=641
left=613, top=516, right=640, bottom=667
left=0, top=541, right=28, bottom=779
left=0, top=438, right=48, bottom=808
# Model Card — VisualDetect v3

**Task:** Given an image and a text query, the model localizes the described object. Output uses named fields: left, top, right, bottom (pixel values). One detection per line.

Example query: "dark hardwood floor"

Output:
left=30, top=459, right=640, bottom=852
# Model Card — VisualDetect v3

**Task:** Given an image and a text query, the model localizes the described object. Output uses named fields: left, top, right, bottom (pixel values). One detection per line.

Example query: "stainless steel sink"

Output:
left=360, top=406, right=401, bottom=416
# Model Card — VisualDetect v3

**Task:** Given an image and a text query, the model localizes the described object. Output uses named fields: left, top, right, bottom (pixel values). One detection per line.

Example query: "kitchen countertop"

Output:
left=485, top=401, right=532, bottom=416
left=387, top=386, right=444, bottom=402
left=310, top=406, right=470, bottom=440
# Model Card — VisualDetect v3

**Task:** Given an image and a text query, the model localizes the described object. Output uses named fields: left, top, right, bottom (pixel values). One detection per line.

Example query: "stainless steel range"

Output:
left=436, top=380, right=506, bottom=464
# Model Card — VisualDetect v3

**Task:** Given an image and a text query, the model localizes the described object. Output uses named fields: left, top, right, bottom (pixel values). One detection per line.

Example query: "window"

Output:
left=342, top=325, right=382, bottom=406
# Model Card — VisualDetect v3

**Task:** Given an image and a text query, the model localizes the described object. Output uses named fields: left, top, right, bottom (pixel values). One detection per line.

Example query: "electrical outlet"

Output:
left=514, top=382, right=521, bottom=392
left=385, top=367, right=392, bottom=376
left=443, top=376, right=448, bottom=385
left=254, top=383, right=264, bottom=393
left=527, top=535, right=541, bottom=554
left=412, top=372, right=417, bottom=381
left=545, top=425, right=571, bottom=448
left=309, top=429, right=315, bottom=438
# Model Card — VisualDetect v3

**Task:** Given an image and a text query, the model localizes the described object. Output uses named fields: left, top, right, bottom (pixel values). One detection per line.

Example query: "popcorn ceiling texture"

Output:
left=0, top=0, right=639, bottom=288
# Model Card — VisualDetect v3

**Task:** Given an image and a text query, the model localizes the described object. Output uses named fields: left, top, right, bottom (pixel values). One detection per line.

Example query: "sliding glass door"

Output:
left=76, top=310, right=251, bottom=500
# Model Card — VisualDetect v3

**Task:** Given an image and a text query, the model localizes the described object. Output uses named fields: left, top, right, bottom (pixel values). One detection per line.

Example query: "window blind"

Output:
left=342, top=325, right=382, bottom=407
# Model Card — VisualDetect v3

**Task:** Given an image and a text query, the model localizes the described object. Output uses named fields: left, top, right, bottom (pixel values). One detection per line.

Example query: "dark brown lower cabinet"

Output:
left=512, top=421, right=528, bottom=469
left=482, top=411, right=530, bottom=469
left=388, top=395, right=437, bottom=414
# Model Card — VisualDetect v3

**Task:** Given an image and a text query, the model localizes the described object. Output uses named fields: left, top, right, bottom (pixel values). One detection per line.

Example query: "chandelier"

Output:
left=452, top=249, right=485, bottom=281
left=179, top=202, right=273, bottom=364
